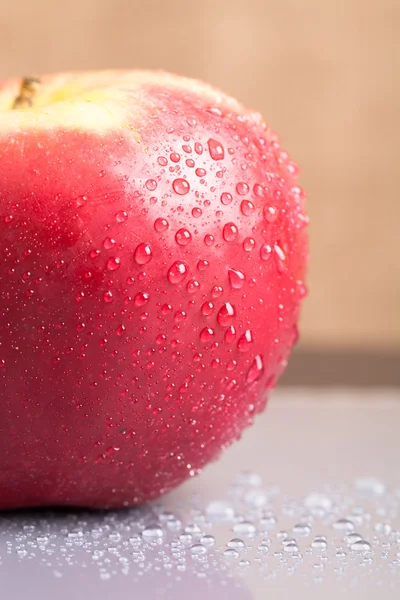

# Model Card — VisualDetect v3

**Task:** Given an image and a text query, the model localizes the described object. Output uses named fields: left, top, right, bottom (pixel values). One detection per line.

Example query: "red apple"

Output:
left=0, top=71, right=308, bottom=509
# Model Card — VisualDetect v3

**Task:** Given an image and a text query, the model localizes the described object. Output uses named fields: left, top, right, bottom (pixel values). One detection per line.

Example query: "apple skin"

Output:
left=0, top=71, right=308, bottom=509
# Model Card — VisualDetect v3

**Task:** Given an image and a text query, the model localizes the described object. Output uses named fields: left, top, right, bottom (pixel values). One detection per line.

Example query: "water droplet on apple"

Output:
left=134, top=292, right=150, bottom=307
left=220, top=192, right=233, bottom=206
left=240, top=200, right=255, bottom=216
left=246, top=355, right=264, bottom=383
left=236, top=182, right=249, bottom=196
left=167, top=261, right=188, bottom=284
left=263, top=205, right=278, bottom=223
left=194, top=142, right=203, bottom=154
left=145, top=179, right=157, bottom=191
left=228, top=269, right=245, bottom=289
left=106, top=257, right=121, bottom=271
left=192, top=207, right=202, bottom=217
left=154, top=218, right=169, bottom=232
left=195, top=168, right=206, bottom=177
left=115, top=210, right=128, bottom=223
left=211, top=285, right=223, bottom=298
left=157, top=156, right=168, bottom=166
left=197, top=259, right=209, bottom=271
left=223, top=223, right=239, bottom=242
left=207, top=138, right=224, bottom=160
left=260, top=244, right=272, bottom=261
left=103, top=290, right=113, bottom=303
left=200, top=327, right=214, bottom=342
left=225, top=326, right=236, bottom=343
left=243, top=237, right=256, bottom=252
left=238, top=330, right=253, bottom=352
left=253, top=184, right=264, bottom=197
left=204, top=234, right=214, bottom=246
left=103, top=237, right=116, bottom=250
left=175, top=228, right=192, bottom=246
left=186, top=279, right=200, bottom=294
left=170, top=152, right=180, bottom=163
left=217, top=302, right=236, bottom=326
left=201, top=301, right=214, bottom=316
left=134, top=243, right=153, bottom=265
left=75, top=195, right=87, bottom=208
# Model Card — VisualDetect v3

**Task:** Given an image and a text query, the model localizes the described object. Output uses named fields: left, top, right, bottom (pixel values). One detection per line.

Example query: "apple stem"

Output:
left=12, top=76, right=41, bottom=109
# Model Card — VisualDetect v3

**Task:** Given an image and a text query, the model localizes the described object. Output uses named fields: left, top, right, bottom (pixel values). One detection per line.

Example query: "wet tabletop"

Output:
left=1, top=388, right=400, bottom=600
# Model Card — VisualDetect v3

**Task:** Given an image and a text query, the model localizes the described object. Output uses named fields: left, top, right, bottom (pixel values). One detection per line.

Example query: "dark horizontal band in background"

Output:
left=280, top=348, right=400, bottom=387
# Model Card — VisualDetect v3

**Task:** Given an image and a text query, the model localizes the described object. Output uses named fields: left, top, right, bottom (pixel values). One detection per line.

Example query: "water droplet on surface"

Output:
left=141, top=524, right=164, bottom=539
left=154, top=218, right=169, bottom=232
left=204, top=234, right=214, bottom=246
left=227, top=268, right=245, bottom=290
left=311, top=536, right=328, bottom=551
left=345, top=533, right=363, bottom=545
left=167, top=261, right=188, bottom=284
left=195, top=142, right=203, bottom=154
left=233, top=522, right=257, bottom=537
left=354, top=477, right=386, bottom=497
left=260, top=515, right=277, bottom=530
left=200, top=534, right=215, bottom=546
left=157, top=156, right=168, bottom=166
left=170, top=152, right=180, bottom=163
left=283, top=542, right=299, bottom=553
left=172, top=178, right=190, bottom=195
left=223, top=548, right=240, bottom=559
left=333, top=519, right=355, bottom=533
left=228, top=538, right=245, bottom=549
left=134, top=243, right=153, bottom=265
left=106, top=257, right=121, bottom=271
left=195, top=168, right=206, bottom=177
left=236, top=182, right=249, bottom=196
left=304, top=493, right=333, bottom=512
left=189, top=543, right=207, bottom=556
left=175, top=228, right=192, bottom=246
left=244, top=489, right=267, bottom=508
left=217, top=302, right=236, bottom=326
left=246, top=355, right=264, bottom=383
left=351, top=540, right=372, bottom=553
left=206, top=501, right=235, bottom=521
left=103, top=290, right=113, bottom=303
left=237, top=330, right=253, bottom=352
left=223, top=222, right=239, bottom=242
left=292, top=523, right=312, bottom=537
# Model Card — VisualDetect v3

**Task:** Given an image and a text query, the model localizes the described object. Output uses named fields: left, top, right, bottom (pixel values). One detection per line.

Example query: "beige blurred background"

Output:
left=1, top=0, right=399, bottom=359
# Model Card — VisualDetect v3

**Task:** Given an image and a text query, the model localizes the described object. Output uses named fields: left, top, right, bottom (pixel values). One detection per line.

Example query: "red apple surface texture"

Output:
left=0, top=71, right=308, bottom=509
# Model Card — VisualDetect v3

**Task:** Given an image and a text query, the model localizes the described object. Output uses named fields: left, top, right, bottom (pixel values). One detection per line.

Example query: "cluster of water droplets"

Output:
left=1, top=474, right=399, bottom=592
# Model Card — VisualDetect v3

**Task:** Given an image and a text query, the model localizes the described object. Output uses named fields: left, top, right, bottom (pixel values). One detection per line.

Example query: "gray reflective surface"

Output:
left=1, top=388, right=399, bottom=599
